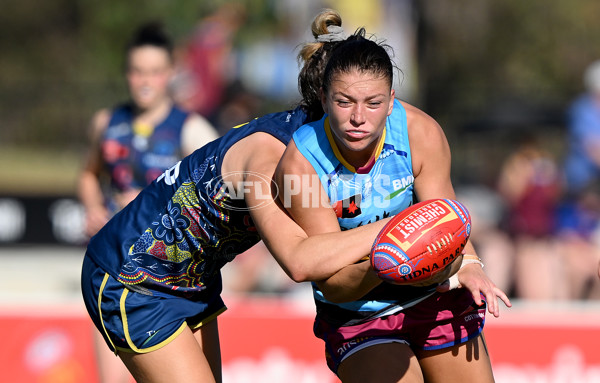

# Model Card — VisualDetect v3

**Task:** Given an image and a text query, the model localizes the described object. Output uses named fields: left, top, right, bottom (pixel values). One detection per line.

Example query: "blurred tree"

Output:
left=3, top=0, right=600, bottom=193
left=416, top=0, right=600, bottom=125
left=0, top=0, right=226, bottom=148
left=415, top=0, right=600, bottom=184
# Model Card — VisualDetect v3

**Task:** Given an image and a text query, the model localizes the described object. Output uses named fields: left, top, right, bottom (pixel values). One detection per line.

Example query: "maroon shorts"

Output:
left=314, top=289, right=486, bottom=373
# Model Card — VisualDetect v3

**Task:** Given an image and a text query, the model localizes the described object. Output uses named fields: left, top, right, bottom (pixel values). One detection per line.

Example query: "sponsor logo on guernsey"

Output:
left=384, top=175, right=414, bottom=201
left=105, top=122, right=130, bottom=138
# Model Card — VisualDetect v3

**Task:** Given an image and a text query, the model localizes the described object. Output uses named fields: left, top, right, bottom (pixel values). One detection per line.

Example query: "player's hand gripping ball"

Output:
left=370, top=199, right=471, bottom=285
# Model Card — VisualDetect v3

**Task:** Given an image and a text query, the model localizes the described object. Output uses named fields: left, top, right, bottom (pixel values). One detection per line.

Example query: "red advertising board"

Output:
left=1, top=299, right=599, bottom=383
left=0, top=309, right=98, bottom=383
left=484, top=304, right=600, bottom=382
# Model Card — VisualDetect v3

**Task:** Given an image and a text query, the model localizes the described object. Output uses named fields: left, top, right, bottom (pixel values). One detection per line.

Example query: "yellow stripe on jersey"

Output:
left=324, top=117, right=386, bottom=173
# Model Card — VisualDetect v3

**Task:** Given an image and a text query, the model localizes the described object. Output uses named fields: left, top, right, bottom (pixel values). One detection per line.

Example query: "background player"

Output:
left=78, top=21, right=218, bottom=238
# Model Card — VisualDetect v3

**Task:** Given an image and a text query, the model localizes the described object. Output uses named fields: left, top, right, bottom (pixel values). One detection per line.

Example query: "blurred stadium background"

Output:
left=1, top=0, right=600, bottom=382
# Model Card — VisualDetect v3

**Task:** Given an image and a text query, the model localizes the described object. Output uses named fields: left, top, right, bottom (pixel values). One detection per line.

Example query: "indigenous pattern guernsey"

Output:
left=293, top=99, right=436, bottom=327
left=86, top=107, right=308, bottom=299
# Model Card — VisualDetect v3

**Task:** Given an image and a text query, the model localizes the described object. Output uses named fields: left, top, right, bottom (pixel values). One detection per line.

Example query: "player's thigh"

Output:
left=415, top=334, right=494, bottom=383
left=119, top=324, right=217, bottom=383
left=337, top=342, right=424, bottom=383
left=192, top=318, right=222, bottom=383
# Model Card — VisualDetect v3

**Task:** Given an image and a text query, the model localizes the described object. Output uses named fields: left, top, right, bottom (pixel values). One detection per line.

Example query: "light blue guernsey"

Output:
left=293, top=99, right=437, bottom=327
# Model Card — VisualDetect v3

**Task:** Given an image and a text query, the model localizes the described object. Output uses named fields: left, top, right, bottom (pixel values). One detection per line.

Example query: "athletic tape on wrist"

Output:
left=460, top=259, right=484, bottom=269
left=447, top=274, right=460, bottom=290
left=460, top=254, right=484, bottom=269
left=446, top=256, right=483, bottom=290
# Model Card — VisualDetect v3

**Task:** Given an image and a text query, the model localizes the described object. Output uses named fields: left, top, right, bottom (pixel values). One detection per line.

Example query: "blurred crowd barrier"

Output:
left=0, top=196, right=86, bottom=246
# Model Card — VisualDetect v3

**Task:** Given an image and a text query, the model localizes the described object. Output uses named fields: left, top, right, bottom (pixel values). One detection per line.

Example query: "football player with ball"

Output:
left=275, top=28, right=512, bottom=383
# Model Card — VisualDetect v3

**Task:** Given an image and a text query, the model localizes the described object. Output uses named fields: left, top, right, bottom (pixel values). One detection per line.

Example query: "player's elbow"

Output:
left=285, top=267, right=311, bottom=283
left=272, top=250, right=314, bottom=283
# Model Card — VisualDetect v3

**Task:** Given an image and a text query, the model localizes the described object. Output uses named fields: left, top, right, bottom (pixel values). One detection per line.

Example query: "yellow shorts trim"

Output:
left=97, top=273, right=118, bottom=355
left=118, top=288, right=187, bottom=354
left=189, top=306, right=227, bottom=330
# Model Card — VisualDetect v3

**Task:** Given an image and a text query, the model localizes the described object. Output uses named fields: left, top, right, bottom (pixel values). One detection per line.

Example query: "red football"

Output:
left=370, top=198, right=471, bottom=285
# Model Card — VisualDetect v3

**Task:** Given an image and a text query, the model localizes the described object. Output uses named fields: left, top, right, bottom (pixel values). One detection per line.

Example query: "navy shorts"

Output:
left=81, top=256, right=226, bottom=354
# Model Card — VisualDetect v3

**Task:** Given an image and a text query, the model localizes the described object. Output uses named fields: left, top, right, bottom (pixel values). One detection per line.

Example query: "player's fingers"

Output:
left=487, top=294, right=499, bottom=317
left=485, top=286, right=512, bottom=317
left=469, top=285, right=483, bottom=307
left=495, top=287, right=512, bottom=308
left=478, top=287, right=495, bottom=316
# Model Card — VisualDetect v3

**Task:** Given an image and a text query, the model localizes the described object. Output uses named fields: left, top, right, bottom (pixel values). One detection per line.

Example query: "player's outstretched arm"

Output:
left=315, top=260, right=382, bottom=303
left=237, top=134, right=389, bottom=283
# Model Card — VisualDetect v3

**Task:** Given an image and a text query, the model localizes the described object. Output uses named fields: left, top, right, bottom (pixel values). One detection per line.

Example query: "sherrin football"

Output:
left=370, top=198, right=471, bottom=285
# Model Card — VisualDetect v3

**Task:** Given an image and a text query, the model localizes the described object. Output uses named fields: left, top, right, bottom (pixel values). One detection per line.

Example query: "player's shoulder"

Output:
left=244, top=107, right=310, bottom=148
left=182, top=112, right=219, bottom=136
left=256, top=106, right=309, bottom=129
left=89, top=108, right=112, bottom=138
left=398, top=100, right=439, bottom=128
left=398, top=100, right=445, bottom=143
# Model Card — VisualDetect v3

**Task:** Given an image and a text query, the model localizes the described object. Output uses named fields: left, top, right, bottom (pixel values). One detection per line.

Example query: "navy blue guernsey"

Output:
left=86, top=107, right=309, bottom=298
left=101, top=104, right=189, bottom=215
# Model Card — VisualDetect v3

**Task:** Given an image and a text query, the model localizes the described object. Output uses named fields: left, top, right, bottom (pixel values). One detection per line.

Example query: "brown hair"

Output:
left=297, top=9, right=344, bottom=121
left=322, top=28, right=394, bottom=94
left=126, top=21, right=174, bottom=67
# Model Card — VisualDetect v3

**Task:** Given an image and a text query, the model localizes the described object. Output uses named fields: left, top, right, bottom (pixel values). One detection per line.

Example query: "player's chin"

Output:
left=131, top=92, right=159, bottom=109
left=133, top=98, right=156, bottom=110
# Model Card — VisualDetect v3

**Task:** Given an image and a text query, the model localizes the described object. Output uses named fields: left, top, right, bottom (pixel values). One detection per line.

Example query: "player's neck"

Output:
left=134, top=99, right=172, bottom=127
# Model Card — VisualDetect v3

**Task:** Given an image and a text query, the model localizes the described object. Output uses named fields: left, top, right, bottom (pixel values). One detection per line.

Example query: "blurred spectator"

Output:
left=456, top=185, right=516, bottom=296
left=555, top=60, right=600, bottom=300
left=77, top=21, right=218, bottom=383
left=235, top=21, right=302, bottom=102
left=497, top=131, right=564, bottom=300
left=221, top=241, right=303, bottom=297
left=172, top=2, right=247, bottom=123
left=212, top=80, right=263, bottom=135
left=563, top=60, right=600, bottom=196
left=555, top=182, right=600, bottom=300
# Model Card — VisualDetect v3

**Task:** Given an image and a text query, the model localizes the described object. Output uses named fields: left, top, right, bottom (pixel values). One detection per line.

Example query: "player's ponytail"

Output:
left=297, top=9, right=345, bottom=121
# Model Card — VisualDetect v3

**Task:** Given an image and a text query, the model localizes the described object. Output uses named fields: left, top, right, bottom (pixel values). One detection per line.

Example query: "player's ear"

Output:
left=320, top=88, right=329, bottom=114
left=387, top=89, right=395, bottom=116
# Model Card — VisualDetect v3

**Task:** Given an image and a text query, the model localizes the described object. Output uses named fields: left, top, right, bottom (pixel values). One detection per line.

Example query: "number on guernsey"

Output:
left=157, top=161, right=181, bottom=185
